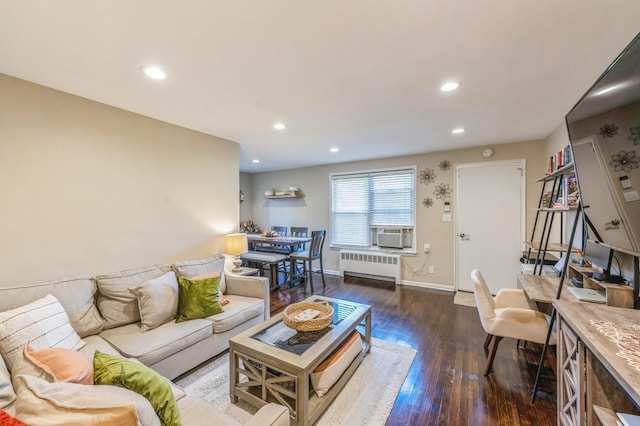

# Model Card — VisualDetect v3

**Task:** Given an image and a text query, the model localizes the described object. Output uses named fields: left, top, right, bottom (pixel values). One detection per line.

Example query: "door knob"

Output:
left=459, top=233, right=468, bottom=239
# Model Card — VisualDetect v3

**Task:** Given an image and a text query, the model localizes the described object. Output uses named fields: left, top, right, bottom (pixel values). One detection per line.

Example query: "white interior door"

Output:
left=456, top=160, right=525, bottom=294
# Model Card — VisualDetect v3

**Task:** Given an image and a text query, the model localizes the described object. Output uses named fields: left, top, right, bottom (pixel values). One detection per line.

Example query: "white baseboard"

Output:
left=398, top=280, right=455, bottom=292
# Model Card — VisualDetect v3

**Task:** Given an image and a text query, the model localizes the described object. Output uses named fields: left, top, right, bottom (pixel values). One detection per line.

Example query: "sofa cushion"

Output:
left=96, top=264, right=172, bottom=329
left=77, top=335, right=186, bottom=402
left=99, top=319, right=213, bottom=367
left=0, top=276, right=103, bottom=338
left=0, top=294, right=85, bottom=369
left=93, top=350, right=180, bottom=426
left=176, top=275, right=224, bottom=323
left=177, top=395, right=239, bottom=426
left=172, top=255, right=226, bottom=293
left=14, top=374, right=159, bottom=426
left=129, top=271, right=179, bottom=332
left=25, top=344, right=94, bottom=385
left=209, top=295, right=263, bottom=333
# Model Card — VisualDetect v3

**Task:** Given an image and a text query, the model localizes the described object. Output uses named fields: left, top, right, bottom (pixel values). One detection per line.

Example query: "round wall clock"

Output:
left=482, top=148, right=493, bottom=158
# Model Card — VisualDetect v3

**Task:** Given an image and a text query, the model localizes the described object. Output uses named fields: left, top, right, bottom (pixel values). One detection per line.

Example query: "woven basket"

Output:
left=283, top=301, right=334, bottom=332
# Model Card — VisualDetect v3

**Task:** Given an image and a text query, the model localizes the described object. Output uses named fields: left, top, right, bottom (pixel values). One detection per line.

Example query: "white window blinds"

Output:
left=330, top=168, right=415, bottom=248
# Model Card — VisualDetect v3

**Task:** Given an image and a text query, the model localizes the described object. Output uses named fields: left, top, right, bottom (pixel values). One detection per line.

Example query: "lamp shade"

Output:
left=226, top=233, right=248, bottom=256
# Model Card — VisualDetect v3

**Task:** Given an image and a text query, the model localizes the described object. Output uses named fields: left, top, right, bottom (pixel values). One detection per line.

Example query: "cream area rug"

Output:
left=176, top=337, right=416, bottom=425
left=454, top=291, right=477, bottom=307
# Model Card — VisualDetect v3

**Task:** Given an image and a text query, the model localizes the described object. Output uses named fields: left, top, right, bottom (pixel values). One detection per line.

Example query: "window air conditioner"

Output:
left=376, top=228, right=404, bottom=249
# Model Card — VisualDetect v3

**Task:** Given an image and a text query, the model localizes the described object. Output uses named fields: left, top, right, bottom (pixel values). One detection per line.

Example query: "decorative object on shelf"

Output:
left=434, top=183, right=452, bottom=199
left=600, top=123, right=619, bottom=138
left=225, top=233, right=248, bottom=272
left=283, top=301, right=333, bottom=332
left=239, top=220, right=260, bottom=233
left=629, top=123, right=640, bottom=145
left=609, top=150, right=638, bottom=172
left=264, top=190, right=274, bottom=196
left=419, top=168, right=436, bottom=185
left=422, top=198, right=433, bottom=208
left=439, top=160, right=451, bottom=171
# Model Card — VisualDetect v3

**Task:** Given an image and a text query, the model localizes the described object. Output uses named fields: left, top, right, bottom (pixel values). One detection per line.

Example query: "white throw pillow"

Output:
left=129, top=271, right=179, bottom=332
left=14, top=374, right=160, bottom=426
left=311, top=331, right=363, bottom=397
left=0, top=294, right=85, bottom=369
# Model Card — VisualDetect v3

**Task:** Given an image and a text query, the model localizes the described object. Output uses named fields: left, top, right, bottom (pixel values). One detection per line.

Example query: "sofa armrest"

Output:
left=225, top=275, right=270, bottom=319
left=244, top=403, right=289, bottom=426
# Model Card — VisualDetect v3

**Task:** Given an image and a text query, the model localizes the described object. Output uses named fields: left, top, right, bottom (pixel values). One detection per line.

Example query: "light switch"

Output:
left=442, top=214, right=451, bottom=222
left=623, top=190, right=640, bottom=202
left=620, top=176, right=632, bottom=189
left=444, top=201, right=451, bottom=212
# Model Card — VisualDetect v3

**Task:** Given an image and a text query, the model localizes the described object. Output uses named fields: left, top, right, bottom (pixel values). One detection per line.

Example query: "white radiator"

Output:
left=339, top=250, right=401, bottom=284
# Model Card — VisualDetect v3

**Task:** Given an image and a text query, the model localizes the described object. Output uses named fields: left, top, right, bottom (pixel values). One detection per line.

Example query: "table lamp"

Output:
left=226, top=233, right=248, bottom=272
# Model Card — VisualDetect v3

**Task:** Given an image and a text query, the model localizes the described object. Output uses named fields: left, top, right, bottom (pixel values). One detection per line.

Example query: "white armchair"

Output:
left=471, top=269, right=556, bottom=376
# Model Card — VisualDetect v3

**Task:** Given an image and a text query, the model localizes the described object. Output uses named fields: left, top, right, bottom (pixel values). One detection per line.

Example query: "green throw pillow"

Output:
left=176, top=275, right=224, bottom=322
left=93, top=350, right=181, bottom=426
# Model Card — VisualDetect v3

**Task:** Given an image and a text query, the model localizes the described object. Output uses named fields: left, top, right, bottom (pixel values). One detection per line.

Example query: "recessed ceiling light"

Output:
left=440, top=81, right=461, bottom=92
left=330, top=147, right=339, bottom=153
left=273, top=122, right=286, bottom=130
left=252, top=159, right=260, bottom=164
left=451, top=127, right=465, bottom=134
left=143, top=66, right=166, bottom=80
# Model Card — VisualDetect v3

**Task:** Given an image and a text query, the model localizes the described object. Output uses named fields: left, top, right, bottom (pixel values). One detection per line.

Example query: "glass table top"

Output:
left=250, top=300, right=358, bottom=355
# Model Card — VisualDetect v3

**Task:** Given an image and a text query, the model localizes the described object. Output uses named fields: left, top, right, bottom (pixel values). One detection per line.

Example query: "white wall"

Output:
left=0, top=74, right=240, bottom=286
left=244, top=140, right=547, bottom=288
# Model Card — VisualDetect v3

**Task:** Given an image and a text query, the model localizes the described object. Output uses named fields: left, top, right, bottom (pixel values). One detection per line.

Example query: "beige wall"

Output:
left=244, top=140, right=546, bottom=288
left=0, top=74, right=240, bottom=286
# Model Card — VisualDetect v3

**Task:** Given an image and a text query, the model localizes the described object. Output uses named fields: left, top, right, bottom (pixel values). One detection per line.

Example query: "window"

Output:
left=330, top=167, right=415, bottom=248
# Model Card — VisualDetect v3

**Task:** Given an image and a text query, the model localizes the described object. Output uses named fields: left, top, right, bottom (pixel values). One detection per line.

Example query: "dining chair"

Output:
left=289, top=230, right=326, bottom=292
left=471, top=269, right=556, bottom=376
left=289, top=227, right=309, bottom=252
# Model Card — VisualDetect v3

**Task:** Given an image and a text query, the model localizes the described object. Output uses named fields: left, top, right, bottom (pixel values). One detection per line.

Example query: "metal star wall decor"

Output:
left=422, top=198, right=434, bottom=208
left=419, top=168, right=436, bottom=185
left=600, top=124, right=618, bottom=138
left=629, top=124, right=640, bottom=145
left=434, top=183, right=452, bottom=199
left=610, top=150, right=638, bottom=172
left=439, top=160, right=451, bottom=171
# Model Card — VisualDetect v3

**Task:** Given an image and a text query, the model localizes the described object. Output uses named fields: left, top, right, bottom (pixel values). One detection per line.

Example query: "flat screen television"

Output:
left=565, top=32, right=640, bottom=256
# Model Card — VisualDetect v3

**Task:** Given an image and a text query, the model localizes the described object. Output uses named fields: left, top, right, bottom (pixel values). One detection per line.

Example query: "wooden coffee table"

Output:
left=229, top=295, right=372, bottom=425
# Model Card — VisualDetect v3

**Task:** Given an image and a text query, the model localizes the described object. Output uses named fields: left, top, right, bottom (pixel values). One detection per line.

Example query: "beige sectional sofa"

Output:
left=0, top=254, right=288, bottom=425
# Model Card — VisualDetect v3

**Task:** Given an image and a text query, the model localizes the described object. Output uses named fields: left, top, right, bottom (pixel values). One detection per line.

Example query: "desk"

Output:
left=518, top=274, right=577, bottom=304
left=555, top=300, right=640, bottom=424
left=247, top=235, right=311, bottom=252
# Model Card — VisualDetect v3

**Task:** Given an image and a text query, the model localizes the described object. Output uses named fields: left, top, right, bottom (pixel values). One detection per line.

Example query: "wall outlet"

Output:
left=423, top=243, right=431, bottom=253
left=428, top=265, right=435, bottom=274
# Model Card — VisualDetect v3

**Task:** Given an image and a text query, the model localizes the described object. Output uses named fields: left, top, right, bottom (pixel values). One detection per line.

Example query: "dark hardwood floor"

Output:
left=270, top=273, right=557, bottom=426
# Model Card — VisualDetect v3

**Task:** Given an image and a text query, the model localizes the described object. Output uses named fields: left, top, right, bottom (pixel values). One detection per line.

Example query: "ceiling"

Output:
left=1, top=1, right=639, bottom=173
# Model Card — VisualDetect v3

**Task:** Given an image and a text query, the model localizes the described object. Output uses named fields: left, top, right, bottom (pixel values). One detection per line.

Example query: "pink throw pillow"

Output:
left=25, top=344, right=94, bottom=385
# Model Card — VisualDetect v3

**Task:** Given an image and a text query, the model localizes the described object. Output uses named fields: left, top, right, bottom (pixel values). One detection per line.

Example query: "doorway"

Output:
left=456, top=160, right=525, bottom=294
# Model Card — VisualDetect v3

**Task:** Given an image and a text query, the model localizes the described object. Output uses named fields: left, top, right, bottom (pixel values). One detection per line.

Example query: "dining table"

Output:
left=246, top=234, right=312, bottom=252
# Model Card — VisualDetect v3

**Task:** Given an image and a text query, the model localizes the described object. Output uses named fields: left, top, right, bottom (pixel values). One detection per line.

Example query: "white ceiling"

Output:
left=1, top=1, right=639, bottom=173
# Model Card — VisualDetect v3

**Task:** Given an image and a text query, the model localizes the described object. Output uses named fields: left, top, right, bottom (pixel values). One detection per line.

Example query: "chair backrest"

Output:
left=309, top=230, right=326, bottom=259
left=471, top=269, right=496, bottom=330
left=271, top=226, right=287, bottom=236
left=290, top=227, right=308, bottom=237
